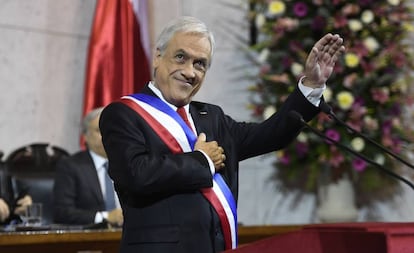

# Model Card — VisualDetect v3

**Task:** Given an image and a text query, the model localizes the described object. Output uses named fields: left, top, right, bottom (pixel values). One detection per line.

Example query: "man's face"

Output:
left=84, top=114, right=107, bottom=158
left=152, top=32, right=211, bottom=107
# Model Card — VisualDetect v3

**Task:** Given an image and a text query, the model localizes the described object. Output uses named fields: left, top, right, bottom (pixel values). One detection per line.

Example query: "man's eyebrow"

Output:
left=175, top=49, right=187, bottom=55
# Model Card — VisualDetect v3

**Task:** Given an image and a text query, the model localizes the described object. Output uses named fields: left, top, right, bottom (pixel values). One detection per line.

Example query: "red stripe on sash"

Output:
left=120, top=99, right=182, bottom=154
left=201, top=188, right=232, bottom=250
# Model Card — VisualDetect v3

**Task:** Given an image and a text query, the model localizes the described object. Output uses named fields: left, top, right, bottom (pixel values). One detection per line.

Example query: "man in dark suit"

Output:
left=0, top=158, right=32, bottom=225
left=99, top=16, right=345, bottom=253
left=53, top=107, right=123, bottom=226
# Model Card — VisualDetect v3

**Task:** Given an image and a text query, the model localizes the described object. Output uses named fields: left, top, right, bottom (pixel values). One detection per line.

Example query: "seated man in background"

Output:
left=53, top=107, right=123, bottom=227
left=0, top=156, right=32, bottom=225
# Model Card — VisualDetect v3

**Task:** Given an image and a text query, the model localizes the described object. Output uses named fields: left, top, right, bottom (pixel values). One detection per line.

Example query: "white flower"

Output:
left=363, top=37, right=379, bottom=53
left=258, top=48, right=270, bottom=64
left=391, top=79, right=408, bottom=93
left=263, top=105, right=276, bottom=119
left=255, top=13, right=266, bottom=28
left=361, top=10, right=374, bottom=24
left=351, top=137, right=365, bottom=152
left=348, top=19, right=363, bottom=32
left=375, top=154, right=385, bottom=165
left=388, top=0, right=400, bottom=6
left=297, top=132, right=308, bottom=142
left=290, top=62, right=303, bottom=76
left=392, top=117, right=402, bottom=129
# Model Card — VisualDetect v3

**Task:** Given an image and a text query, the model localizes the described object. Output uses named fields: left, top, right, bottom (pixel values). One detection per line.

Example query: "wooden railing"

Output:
left=0, top=225, right=302, bottom=253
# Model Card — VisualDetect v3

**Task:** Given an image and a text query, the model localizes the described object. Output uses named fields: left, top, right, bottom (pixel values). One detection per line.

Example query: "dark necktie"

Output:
left=177, top=107, right=194, bottom=132
left=103, top=162, right=116, bottom=211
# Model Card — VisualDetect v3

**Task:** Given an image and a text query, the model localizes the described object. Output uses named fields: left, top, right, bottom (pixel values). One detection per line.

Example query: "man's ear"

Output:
left=152, top=49, right=162, bottom=69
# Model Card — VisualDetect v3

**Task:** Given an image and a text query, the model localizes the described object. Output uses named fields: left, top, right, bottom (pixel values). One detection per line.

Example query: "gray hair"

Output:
left=82, top=107, right=104, bottom=134
left=155, top=16, right=215, bottom=67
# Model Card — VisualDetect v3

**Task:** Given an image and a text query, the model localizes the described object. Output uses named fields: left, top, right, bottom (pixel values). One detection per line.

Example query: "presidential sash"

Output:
left=120, top=94, right=238, bottom=249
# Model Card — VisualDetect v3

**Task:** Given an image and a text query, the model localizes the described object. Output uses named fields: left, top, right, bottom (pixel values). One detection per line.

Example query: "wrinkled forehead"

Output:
left=167, top=32, right=212, bottom=61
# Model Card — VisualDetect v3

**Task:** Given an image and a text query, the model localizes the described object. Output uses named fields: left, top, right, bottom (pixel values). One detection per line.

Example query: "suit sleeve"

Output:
left=53, top=158, right=98, bottom=224
left=226, top=86, right=320, bottom=161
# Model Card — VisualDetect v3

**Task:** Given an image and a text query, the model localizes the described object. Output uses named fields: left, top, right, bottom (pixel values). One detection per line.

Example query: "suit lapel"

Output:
left=189, top=103, right=211, bottom=137
left=83, top=152, right=105, bottom=204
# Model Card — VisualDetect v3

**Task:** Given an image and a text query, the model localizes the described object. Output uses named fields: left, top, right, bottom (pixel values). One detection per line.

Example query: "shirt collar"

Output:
left=88, top=150, right=107, bottom=170
left=148, top=81, right=190, bottom=113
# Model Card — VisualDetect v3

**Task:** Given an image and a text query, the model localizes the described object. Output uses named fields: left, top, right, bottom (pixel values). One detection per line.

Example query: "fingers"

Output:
left=108, top=208, right=123, bottom=227
left=213, top=147, right=226, bottom=171
left=194, top=133, right=226, bottom=172
left=314, top=34, right=344, bottom=58
left=14, top=205, right=27, bottom=216
left=198, top=132, right=206, bottom=142
left=0, top=199, right=10, bottom=222
left=304, top=33, right=345, bottom=86
left=13, top=195, right=33, bottom=215
left=16, top=195, right=32, bottom=207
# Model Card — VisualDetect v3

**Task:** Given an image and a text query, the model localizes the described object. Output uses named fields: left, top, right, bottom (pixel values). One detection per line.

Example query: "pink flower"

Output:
left=359, top=0, right=374, bottom=6
left=342, top=4, right=360, bottom=16
left=393, top=52, right=407, bottom=68
left=361, top=60, right=375, bottom=75
left=352, top=158, right=367, bottom=172
left=259, top=64, right=271, bottom=76
left=312, top=16, right=326, bottom=31
left=293, top=2, right=308, bottom=17
left=325, top=129, right=340, bottom=144
left=349, top=99, right=367, bottom=120
left=328, top=148, right=345, bottom=168
left=371, top=87, right=389, bottom=104
left=276, top=18, right=299, bottom=32
left=280, top=152, right=290, bottom=165
left=343, top=73, right=358, bottom=88
left=289, top=41, right=303, bottom=52
left=334, top=14, right=348, bottom=28
left=391, top=137, right=402, bottom=154
left=353, top=41, right=369, bottom=57
left=346, top=119, right=362, bottom=132
left=296, top=142, right=309, bottom=157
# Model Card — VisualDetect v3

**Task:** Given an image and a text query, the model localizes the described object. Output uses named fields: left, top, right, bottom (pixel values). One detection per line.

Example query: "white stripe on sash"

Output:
left=122, top=96, right=192, bottom=152
left=212, top=180, right=237, bottom=248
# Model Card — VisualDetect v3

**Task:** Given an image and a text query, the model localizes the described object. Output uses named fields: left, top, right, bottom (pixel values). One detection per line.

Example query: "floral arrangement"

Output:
left=248, top=0, right=414, bottom=207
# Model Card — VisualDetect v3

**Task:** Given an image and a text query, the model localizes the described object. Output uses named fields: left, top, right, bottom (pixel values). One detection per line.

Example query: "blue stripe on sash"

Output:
left=214, top=173, right=238, bottom=245
left=130, top=93, right=197, bottom=150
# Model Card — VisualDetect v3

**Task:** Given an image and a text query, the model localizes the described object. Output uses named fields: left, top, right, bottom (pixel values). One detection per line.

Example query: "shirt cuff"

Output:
left=95, top=211, right=108, bottom=223
left=197, top=150, right=215, bottom=175
left=298, top=76, right=325, bottom=107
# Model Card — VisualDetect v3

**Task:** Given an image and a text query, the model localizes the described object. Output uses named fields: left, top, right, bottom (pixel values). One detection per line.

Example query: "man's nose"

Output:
left=181, top=63, right=196, bottom=79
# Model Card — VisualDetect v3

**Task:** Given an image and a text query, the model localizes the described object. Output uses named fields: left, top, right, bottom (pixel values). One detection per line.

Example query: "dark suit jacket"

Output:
left=99, top=85, right=319, bottom=253
left=53, top=151, right=106, bottom=225
left=0, top=162, right=18, bottom=225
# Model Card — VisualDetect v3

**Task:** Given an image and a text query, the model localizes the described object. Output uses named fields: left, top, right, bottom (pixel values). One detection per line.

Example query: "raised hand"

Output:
left=194, top=133, right=226, bottom=172
left=303, top=33, right=345, bottom=88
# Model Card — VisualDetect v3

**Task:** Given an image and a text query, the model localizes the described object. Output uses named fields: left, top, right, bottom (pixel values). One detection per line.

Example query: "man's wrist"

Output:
left=301, top=75, right=324, bottom=88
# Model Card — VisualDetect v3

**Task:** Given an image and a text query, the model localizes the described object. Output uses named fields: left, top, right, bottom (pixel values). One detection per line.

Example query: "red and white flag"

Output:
left=82, top=0, right=151, bottom=118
